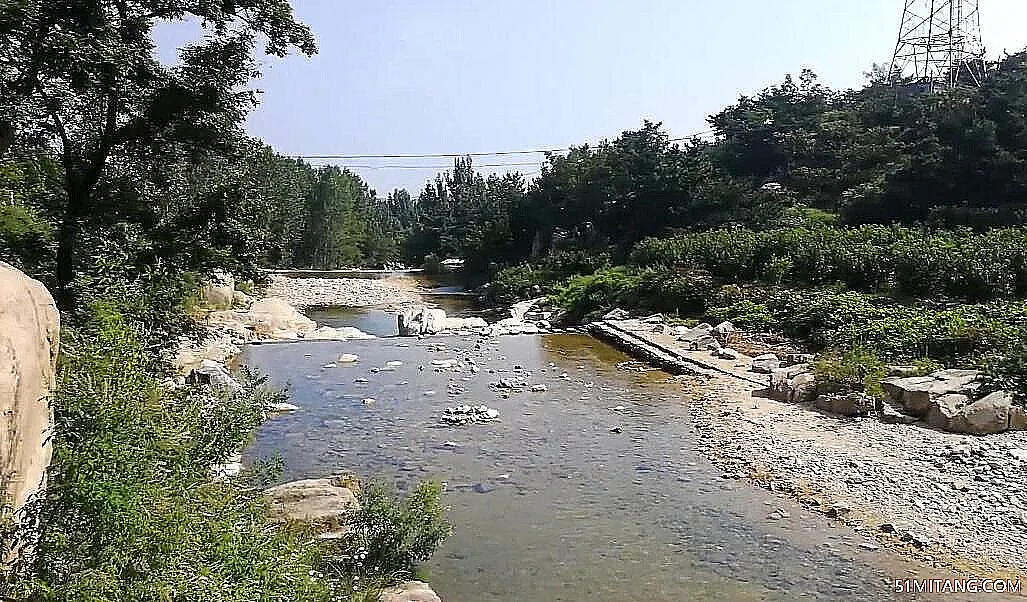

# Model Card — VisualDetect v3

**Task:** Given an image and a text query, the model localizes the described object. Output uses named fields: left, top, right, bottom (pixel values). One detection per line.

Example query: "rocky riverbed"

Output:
left=593, top=317, right=1027, bottom=576
left=265, top=274, right=423, bottom=309
left=684, top=373, right=1027, bottom=576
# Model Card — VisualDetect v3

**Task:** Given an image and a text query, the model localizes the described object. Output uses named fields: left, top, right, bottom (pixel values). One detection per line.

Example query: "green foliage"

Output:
left=323, top=481, right=451, bottom=588
left=550, top=268, right=642, bottom=322
left=0, top=204, right=52, bottom=274
left=2, top=303, right=334, bottom=601
left=981, top=346, right=1027, bottom=406
left=631, top=225, right=1027, bottom=302
left=486, top=249, right=613, bottom=304
left=813, top=346, right=888, bottom=398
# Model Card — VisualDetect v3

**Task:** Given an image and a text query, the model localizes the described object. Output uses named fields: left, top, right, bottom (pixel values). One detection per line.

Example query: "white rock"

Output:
left=269, top=402, right=300, bottom=414
left=338, top=353, right=360, bottom=363
left=531, top=384, right=548, bottom=392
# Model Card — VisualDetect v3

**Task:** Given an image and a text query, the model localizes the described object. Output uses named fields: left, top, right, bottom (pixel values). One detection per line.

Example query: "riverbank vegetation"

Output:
left=1, top=2, right=448, bottom=599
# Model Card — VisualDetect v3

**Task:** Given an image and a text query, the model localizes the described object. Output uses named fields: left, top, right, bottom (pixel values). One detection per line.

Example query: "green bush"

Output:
left=813, top=346, right=889, bottom=398
left=550, top=268, right=641, bottom=322
left=323, top=481, right=451, bottom=589
left=2, top=301, right=452, bottom=601
left=630, top=225, right=1027, bottom=301
left=981, top=346, right=1027, bottom=406
left=487, top=249, right=613, bottom=305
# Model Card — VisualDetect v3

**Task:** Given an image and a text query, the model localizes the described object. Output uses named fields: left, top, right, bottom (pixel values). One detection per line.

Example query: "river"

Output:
left=242, top=306, right=949, bottom=601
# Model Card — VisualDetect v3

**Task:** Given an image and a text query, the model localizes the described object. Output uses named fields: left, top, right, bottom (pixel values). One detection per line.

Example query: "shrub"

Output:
left=981, top=345, right=1027, bottom=406
left=813, top=346, right=889, bottom=398
left=323, top=481, right=451, bottom=589
left=486, top=249, right=613, bottom=305
left=0, top=204, right=53, bottom=276
left=550, top=268, right=641, bottom=322
left=2, top=303, right=333, bottom=601
left=630, top=225, right=1027, bottom=302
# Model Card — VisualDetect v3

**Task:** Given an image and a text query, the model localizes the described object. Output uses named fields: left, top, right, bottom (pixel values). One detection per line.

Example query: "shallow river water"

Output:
left=240, top=328, right=953, bottom=602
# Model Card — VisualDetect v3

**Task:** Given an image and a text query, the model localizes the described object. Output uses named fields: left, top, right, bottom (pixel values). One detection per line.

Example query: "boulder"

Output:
left=1010, top=404, right=1027, bottom=431
left=308, top=326, right=376, bottom=341
left=174, top=333, right=241, bottom=375
left=0, top=262, right=59, bottom=519
left=814, top=393, right=876, bottom=417
left=881, top=370, right=982, bottom=418
left=960, top=391, right=1012, bottom=435
left=784, top=353, right=814, bottom=367
left=200, top=271, right=235, bottom=309
left=265, top=475, right=361, bottom=532
left=247, top=297, right=317, bottom=339
left=186, top=359, right=242, bottom=392
left=926, top=394, right=970, bottom=431
left=712, top=321, right=735, bottom=337
left=380, top=581, right=442, bottom=602
left=880, top=376, right=936, bottom=416
left=751, top=353, right=781, bottom=374
left=687, top=335, right=720, bottom=351
left=769, top=365, right=817, bottom=403
left=602, top=308, right=630, bottom=321
left=642, top=313, right=665, bottom=324
left=232, top=290, right=253, bottom=309
left=715, top=347, right=739, bottom=360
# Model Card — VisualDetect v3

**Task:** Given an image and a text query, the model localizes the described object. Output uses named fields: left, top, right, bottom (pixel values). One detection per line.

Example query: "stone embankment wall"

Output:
left=0, top=262, right=59, bottom=515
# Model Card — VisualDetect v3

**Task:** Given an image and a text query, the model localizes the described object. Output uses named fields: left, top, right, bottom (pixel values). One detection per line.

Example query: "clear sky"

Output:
left=157, top=0, right=1027, bottom=196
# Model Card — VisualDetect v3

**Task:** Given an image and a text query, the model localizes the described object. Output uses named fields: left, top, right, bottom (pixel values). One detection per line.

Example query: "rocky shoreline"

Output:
left=595, top=314, right=1027, bottom=577
left=264, top=274, right=423, bottom=309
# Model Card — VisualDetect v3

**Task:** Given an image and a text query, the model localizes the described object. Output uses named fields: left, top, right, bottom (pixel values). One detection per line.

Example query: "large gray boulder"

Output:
left=814, top=393, right=876, bottom=417
left=265, top=475, right=361, bottom=535
left=186, top=359, right=242, bottom=392
left=751, top=353, right=781, bottom=374
left=881, top=369, right=981, bottom=417
left=961, top=391, right=1013, bottom=435
left=769, top=364, right=817, bottom=403
left=926, top=394, right=970, bottom=431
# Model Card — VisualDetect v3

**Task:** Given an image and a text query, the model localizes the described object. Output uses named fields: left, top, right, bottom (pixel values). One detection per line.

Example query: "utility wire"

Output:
left=301, top=161, right=542, bottom=169
left=294, top=131, right=715, bottom=161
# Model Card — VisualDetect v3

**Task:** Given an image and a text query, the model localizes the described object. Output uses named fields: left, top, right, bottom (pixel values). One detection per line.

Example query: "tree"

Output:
left=0, top=1, right=316, bottom=308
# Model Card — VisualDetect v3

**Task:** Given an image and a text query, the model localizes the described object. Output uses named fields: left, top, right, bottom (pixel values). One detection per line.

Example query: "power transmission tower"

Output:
left=887, top=0, right=987, bottom=90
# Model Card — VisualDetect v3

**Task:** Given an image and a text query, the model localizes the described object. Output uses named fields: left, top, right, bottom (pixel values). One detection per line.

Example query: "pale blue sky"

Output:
left=158, top=1, right=1027, bottom=195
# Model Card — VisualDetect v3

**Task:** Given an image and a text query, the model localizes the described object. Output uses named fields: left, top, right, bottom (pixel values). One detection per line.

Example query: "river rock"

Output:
left=712, top=321, right=735, bottom=337
left=441, top=405, right=499, bottom=426
left=603, top=308, right=630, bottom=321
left=308, top=326, right=375, bottom=341
left=960, top=391, right=1012, bottom=435
left=265, top=475, right=361, bottom=533
left=0, top=261, right=59, bottom=520
left=232, top=289, right=253, bottom=309
left=201, top=271, right=235, bottom=309
left=531, top=384, right=547, bottom=392
left=814, top=393, right=875, bottom=417
left=926, top=394, right=970, bottom=431
left=380, top=581, right=442, bottom=602
left=769, top=365, right=817, bottom=403
left=174, top=332, right=241, bottom=375
left=715, top=347, right=739, bottom=360
left=1011, top=405, right=1027, bottom=431
left=246, top=297, right=317, bottom=339
left=186, top=359, right=242, bottom=392
left=269, top=402, right=300, bottom=414
left=339, top=353, right=360, bottom=363
left=400, top=306, right=488, bottom=336
left=751, top=353, right=781, bottom=374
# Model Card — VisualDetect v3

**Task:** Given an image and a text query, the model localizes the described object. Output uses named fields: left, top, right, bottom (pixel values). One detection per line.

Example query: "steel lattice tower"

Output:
left=888, top=0, right=987, bottom=89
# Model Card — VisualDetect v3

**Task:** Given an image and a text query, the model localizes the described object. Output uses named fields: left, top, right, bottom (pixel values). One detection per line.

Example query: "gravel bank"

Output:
left=265, top=275, right=423, bottom=309
left=680, top=373, right=1027, bottom=576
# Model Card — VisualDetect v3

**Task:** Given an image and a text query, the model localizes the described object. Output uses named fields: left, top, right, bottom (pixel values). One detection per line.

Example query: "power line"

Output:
left=302, top=161, right=542, bottom=170
left=293, top=131, right=714, bottom=161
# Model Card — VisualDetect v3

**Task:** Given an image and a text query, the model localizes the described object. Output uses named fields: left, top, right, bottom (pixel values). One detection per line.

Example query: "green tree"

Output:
left=0, top=1, right=316, bottom=307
